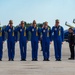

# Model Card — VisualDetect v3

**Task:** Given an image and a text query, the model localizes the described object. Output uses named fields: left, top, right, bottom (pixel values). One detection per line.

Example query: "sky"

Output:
left=0, top=0, right=75, bottom=29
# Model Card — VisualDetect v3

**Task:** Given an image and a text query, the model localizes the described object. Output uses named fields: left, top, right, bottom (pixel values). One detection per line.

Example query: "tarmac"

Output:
left=0, top=41, right=75, bottom=75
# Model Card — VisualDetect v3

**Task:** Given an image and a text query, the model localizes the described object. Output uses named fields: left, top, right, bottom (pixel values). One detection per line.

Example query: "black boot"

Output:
left=0, top=59, right=2, bottom=61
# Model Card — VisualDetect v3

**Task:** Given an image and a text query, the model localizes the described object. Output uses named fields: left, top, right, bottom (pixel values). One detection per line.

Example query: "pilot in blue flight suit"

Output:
left=41, top=22, right=52, bottom=61
left=0, top=24, right=5, bottom=61
left=52, top=19, right=64, bottom=61
left=5, top=20, right=17, bottom=61
left=16, top=21, right=28, bottom=61
left=27, top=20, right=40, bottom=61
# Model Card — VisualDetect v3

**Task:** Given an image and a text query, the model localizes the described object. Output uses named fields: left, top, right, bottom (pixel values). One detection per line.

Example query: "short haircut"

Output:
left=68, top=28, right=73, bottom=31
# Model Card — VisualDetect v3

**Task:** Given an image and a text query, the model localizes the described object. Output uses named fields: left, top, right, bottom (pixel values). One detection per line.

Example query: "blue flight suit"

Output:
left=41, top=27, right=52, bottom=60
left=0, top=27, right=5, bottom=60
left=27, top=26, right=40, bottom=60
left=16, top=26, right=28, bottom=60
left=5, top=25, right=17, bottom=60
left=52, top=26, right=64, bottom=60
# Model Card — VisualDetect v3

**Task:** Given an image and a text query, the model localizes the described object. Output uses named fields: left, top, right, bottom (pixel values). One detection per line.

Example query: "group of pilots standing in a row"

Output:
left=0, top=19, right=74, bottom=61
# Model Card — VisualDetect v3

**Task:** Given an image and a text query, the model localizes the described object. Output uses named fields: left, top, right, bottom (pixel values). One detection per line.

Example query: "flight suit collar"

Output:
left=9, top=26, right=14, bottom=29
left=43, top=27, right=48, bottom=30
left=55, top=25, right=60, bottom=28
left=21, top=26, right=26, bottom=30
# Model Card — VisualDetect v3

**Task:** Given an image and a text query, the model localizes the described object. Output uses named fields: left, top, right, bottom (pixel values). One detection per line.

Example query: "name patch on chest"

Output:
left=43, top=30, right=45, bottom=32
left=20, top=29, right=22, bottom=32
left=32, top=29, right=34, bottom=31
left=55, top=28, right=57, bottom=31
left=9, top=29, right=11, bottom=32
